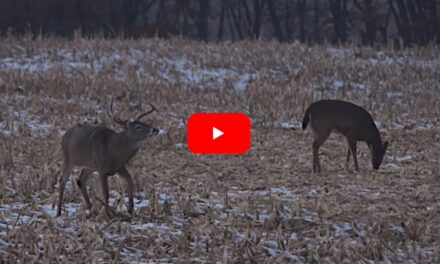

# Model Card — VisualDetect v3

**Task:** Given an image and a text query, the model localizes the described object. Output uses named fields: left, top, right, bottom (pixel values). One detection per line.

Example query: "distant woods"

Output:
left=0, top=0, right=439, bottom=46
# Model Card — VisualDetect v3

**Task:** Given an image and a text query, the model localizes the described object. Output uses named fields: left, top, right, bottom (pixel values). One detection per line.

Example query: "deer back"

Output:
left=304, top=100, right=381, bottom=143
left=62, top=124, right=131, bottom=173
left=62, top=120, right=158, bottom=173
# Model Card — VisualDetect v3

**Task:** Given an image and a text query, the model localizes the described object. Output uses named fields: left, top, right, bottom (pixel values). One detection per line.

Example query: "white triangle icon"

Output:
left=212, top=127, right=224, bottom=140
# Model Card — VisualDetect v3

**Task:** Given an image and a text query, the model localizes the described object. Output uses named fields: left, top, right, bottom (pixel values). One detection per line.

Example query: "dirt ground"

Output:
left=0, top=38, right=439, bottom=263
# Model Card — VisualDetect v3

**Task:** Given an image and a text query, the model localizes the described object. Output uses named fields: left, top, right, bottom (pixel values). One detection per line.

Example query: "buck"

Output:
left=302, top=99, right=388, bottom=172
left=57, top=96, right=159, bottom=217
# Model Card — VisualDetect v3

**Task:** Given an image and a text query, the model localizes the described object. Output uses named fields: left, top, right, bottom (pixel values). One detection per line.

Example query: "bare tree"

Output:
left=1, top=0, right=438, bottom=46
left=198, top=0, right=210, bottom=41
left=329, top=0, right=348, bottom=43
left=266, top=0, right=284, bottom=41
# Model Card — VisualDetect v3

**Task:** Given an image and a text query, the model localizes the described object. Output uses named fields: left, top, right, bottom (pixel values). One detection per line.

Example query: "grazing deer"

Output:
left=57, top=96, right=159, bottom=217
left=302, top=99, right=388, bottom=172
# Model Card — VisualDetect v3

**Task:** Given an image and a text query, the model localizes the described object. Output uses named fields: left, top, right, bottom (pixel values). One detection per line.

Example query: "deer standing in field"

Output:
left=57, top=96, right=159, bottom=217
left=302, top=99, right=388, bottom=172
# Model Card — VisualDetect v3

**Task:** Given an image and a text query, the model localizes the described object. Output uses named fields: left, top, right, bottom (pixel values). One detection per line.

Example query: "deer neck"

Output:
left=113, top=132, right=142, bottom=162
left=367, top=128, right=383, bottom=155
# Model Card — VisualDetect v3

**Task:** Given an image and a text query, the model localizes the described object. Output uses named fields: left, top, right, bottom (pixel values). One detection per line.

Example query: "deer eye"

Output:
left=135, top=125, right=142, bottom=130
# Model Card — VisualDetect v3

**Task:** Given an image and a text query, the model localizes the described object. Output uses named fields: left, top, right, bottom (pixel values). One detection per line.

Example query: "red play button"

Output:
left=187, top=113, right=251, bottom=154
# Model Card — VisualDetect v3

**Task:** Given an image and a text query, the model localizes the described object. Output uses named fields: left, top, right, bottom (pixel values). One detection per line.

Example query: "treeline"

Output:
left=0, top=0, right=439, bottom=46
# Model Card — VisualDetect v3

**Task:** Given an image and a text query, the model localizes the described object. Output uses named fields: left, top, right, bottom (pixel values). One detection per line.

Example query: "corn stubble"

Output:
left=0, top=37, right=439, bottom=263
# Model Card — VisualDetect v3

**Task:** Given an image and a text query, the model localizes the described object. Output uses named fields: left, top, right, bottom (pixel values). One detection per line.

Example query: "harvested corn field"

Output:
left=0, top=38, right=439, bottom=263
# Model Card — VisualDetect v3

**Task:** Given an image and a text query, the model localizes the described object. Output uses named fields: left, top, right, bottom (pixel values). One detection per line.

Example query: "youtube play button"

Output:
left=212, top=127, right=224, bottom=140
left=187, top=113, right=251, bottom=154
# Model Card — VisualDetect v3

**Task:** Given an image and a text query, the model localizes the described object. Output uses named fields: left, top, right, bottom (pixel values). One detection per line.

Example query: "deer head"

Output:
left=107, top=95, right=159, bottom=141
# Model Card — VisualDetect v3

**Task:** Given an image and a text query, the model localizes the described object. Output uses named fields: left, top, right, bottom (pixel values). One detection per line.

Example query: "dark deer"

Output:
left=302, top=99, right=388, bottom=172
left=57, top=96, right=159, bottom=217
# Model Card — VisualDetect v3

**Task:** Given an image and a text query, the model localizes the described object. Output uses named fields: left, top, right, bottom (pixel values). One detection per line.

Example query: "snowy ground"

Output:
left=0, top=39, right=439, bottom=262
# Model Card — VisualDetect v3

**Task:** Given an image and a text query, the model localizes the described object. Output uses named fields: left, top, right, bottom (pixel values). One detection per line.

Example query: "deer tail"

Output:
left=302, top=109, right=310, bottom=130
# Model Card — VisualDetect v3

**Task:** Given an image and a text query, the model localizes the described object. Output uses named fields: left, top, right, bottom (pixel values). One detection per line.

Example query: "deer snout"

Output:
left=152, top=128, right=159, bottom=135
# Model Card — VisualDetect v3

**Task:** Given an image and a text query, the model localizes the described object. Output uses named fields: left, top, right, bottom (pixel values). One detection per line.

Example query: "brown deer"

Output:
left=57, top=96, right=159, bottom=217
left=302, top=99, right=388, bottom=172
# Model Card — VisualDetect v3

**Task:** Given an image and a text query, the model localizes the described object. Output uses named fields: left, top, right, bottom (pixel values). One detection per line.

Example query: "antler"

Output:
left=107, top=95, right=126, bottom=126
left=136, top=103, right=156, bottom=121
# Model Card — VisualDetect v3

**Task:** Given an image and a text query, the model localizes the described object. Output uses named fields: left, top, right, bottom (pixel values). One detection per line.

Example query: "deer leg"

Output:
left=344, top=146, right=351, bottom=168
left=312, top=143, right=319, bottom=173
left=77, top=169, right=93, bottom=211
left=57, top=164, right=73, bottom=217
left=117, top=167, right=134, bottom=215
left=99, top=174, right=111, bottom=217
left=347, top=138, right=359, bottom=171
left=312, top=131, right=330, bottom=173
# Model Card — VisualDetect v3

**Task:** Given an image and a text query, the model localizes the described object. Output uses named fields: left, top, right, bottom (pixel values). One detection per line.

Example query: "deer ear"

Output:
left=383, top=141, right=389, bottom=152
